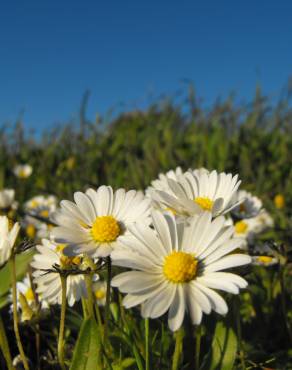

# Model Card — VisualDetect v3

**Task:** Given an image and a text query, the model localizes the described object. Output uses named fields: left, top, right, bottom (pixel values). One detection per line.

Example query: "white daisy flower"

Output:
left=111, top=211, right=251, bottom=331
left=233, top=209, right=274, bottom=246
left=93, top=280, right=107, bottom=306
left=232, top=190, right=262, bottom=219
left=31, top=239, right=87, bottom=306
left=0, top=216, right=20, bottom=266
left=9, top=275, right=49, bottom=319
left=150, top=170, right=241, bottom=218
left=13, top=164, right=33, bottom=179
left=23, top=195, right=58, bottom=239
left=252, top=256, right=278, bottom=266
left=52, top=185, right=151, bottom=258
left=0, top=189, right=17, bottom=210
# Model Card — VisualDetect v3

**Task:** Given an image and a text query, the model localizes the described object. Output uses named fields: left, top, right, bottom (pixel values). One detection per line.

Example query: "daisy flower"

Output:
left=52, top=185, right=151, bottom=258
left=13, top=164, right=33, bottom=179
left=150, top=170, right=241, bottom=218
left=0, top=216, right=20, bottom=266
left=93, top=280, right=107, bottom=306
left=252, top=256, right=278, bottom=266
left=31, top=239, right=87, bottom=306
left=9, top=275, right=49, bottom=321
left=0, top=189, right=17, bottom=210
left=233, top=209, right=274, bottom=246
left=231, top=190, right=262, bottom=219
left=23, top=195, right=58, bottom=239
left=111, top=211, right=251, bottom=331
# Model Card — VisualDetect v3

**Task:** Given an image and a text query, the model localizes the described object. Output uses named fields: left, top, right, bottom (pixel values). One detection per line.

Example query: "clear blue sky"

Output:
left=1, top=1, right=292, bottom=132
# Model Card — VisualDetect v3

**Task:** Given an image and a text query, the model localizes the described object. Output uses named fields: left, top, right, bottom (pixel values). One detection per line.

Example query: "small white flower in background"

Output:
left=22, top=195, right=58, bottom=239
left=231, top=190, right=262, bottom=219
left=251, top=243, right=279, bottom=266
left=31, top=239, right=87, bottom=306
left=0, top=189, right=17, bottom=210
left=13, top=164, right=33, bottom=179
left=9, top=275, right=49, bottom=321
left=252, top=256, right=278, bottom=266
left=52, top=185, right=151, bottom=258
left=233, top=209, right=274, bottom=246
left=111, top=210, right=251, bottom=331
left=0, top=216, right=20, bottom=266
left=93, top=280, right=107, bottom=306
left=150, top=170, right=241, bottom=218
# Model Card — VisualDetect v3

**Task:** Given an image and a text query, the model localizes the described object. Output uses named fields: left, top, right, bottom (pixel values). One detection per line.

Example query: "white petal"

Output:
left=168, top=285, right=185, bottom=331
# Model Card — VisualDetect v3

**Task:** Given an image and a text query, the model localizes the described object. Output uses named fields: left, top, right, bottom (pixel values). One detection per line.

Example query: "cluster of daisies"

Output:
left=0, top=167, right=277, bottom=331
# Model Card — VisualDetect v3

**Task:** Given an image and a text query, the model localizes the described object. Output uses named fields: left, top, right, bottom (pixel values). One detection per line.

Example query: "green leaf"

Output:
left=201, top=319, right=237, bottom=370
left=0, top=250, right=34, bottom=308
left=70, top=317, right=102, bottom=370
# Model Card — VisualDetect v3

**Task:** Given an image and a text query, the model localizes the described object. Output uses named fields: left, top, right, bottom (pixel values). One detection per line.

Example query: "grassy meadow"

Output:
left=0, top=86, right=291, bottom=369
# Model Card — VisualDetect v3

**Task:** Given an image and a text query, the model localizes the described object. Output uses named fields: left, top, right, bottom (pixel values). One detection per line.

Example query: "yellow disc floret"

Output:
left=91, top=216, right=120, bottom=243
left=274, top=194, right=285, bottom=209
left=40, top=210, right=49, bottom=218
left=256, top=256, right=274, bottom=265
left=25, top=288, right=35, bottom=302
left=163, top=251, right=198, bottom=283
left=194, top=197, right=214, bottom=211
left=60, top=255, right=82, bottom=268
left=235, top=220, right=248, bottom=234
left=26, top=224, right=36, bottom=239
left=95, top=289, right=106, bottom=300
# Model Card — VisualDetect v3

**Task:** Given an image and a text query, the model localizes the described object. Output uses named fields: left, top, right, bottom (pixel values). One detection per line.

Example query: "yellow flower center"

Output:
left=18, top=169, right=27, bottom=178
left=194, top=197, right=214, bottom=211
left=235, top=220, right=248, bottom=234
left=274, top=194, right=285, bottom=209
left=25, top=288, right=34, bottom=302
left=30, top=200, right=39, bottom=208
left=256, top=256, right=274, bottom=265
left=95, top=289, right=106, bottom=300
left=40, top=210, right=49, bottom=218
left=60, top=255, right=82, bottom=268
left=91, top=216, right=120, bottom=243
left=26, top=224, right=36, bottom=239
left=56, top=244, right=82, bottom=268
left=163, top=251, right=198, bottom=283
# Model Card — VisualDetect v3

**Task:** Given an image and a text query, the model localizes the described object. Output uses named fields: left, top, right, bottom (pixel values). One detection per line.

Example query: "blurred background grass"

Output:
left=1, top=84, right=291, bottom=207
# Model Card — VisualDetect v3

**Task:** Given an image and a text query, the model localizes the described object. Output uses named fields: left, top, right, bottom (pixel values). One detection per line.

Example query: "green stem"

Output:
left=104, top=256, right=112, bottom=341
left=0, top=313, right=13, bottom=370
left=172, top=328, right=184, bottom=370
left=85, top=274, right=94, bottom=318
left=195, top=326, right=201, bottom=370
left=95, top=303, right=103, bottom=329
left=145, top=318, right=150, bottom=370
left=235, top=297, right=246, bottom=370
left=81, top=297, right=89, bottom=318
left=58, top=275, right=67, bottom=370
left=11, top=256, right=29, bottom=370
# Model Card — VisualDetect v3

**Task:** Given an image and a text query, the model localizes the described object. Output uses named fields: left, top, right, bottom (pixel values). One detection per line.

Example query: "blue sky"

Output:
left=1, top=1, right=292, bottom=133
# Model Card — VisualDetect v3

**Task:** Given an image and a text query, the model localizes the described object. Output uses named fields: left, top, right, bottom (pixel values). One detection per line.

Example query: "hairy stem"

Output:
left=11, top=256, right=30, bottom=370
left=57, top=275, right=67, bottom=370
left=172, top=328, right=184, bottom=370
